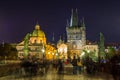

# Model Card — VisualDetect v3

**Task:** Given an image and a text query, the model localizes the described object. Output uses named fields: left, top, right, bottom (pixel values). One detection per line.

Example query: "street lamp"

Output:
left=48, top=52, right=50, bottom=59
left=52, top=52, right=54, bottom=60
left=42, top=49, right=45, bottom=53
left=55, top=49, right=59, bottom=59
left=80, top=52, right=85, bottom=57
left=42, top=48, right=45, bottom=59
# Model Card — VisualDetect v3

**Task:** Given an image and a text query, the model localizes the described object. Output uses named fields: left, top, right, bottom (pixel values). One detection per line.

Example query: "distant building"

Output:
left=105, top=43, right=120, bottom=49
left=66, top=9, right=86, bottom=59
left=83, top=45, right=99, bottom=57
left=16, top=9, right=99, bottom=60
left=16, top=23, right=57, bottom=60
left=65, top=9, right=98, bottom=59
left=16, top=23, right=46, bottom=59
left=57, top=37, right=67, bottom=59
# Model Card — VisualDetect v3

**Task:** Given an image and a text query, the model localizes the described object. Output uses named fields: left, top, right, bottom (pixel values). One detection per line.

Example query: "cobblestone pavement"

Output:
left=0, top=71, right=114, bottom=80
left=0, top=66, right=114, bottom=80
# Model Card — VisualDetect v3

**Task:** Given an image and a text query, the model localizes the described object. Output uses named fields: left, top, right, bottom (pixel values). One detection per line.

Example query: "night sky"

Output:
left=0, top=0, right=120, bottom=43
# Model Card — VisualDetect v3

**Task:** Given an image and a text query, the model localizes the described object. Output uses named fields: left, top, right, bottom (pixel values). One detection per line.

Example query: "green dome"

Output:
left=31, top=24, right=45, bottom=37
left=32, top=30, right=45, bottom=37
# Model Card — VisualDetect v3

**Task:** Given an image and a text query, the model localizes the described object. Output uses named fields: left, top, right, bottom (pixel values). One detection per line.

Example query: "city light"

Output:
left=42, top=49, right=45, bottom=53
left=80, top=52, right=85, bottom=57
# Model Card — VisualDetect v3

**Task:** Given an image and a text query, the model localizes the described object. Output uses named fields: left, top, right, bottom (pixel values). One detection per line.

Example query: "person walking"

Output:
left=58, top=59, right=64, bottom=74
left=77, top=57, right=82, bottom=75
left=72, top=56, right=78, bottom=74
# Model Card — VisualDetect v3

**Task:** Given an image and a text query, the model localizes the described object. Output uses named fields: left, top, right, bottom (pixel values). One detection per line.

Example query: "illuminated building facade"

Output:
left=16, top=9, right=99, bottom=60
left=66, top=9, right=98, bottom=59
left=16, top=23, right=57, bottom=60
left=46, top=43, right=57, bottom=60
left=66, top=9, right=86, bottom=58
left=57, top=38, right=67, bottom=59
left=16, top=23, right=46, bottom=59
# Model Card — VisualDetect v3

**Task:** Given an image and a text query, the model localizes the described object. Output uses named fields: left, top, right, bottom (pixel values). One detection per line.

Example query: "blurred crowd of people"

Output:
left=17, top=54, right=120, bottom=80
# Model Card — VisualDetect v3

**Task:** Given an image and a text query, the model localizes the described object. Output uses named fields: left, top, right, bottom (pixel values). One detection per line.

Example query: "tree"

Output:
left=82, top=50, right=98, bottom=62
left=0, top=43, right=18, bottom=60
left=99, top=32, right=106, bottom=59
left=23, top=33, right=30, bottom=57
left=106, top=47, right=116, bottom=59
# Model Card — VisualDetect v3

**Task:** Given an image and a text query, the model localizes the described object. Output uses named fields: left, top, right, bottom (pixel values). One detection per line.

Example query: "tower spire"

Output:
left=63, top=33, right=65, bottom=42
left=60, top=36, right=62, bottom=40
left=66, top=19, right=69, bottom=27
left=2, top=40, right=4, bottom=47
left=70, top=8, right=78, bottom=27
left=36, top=21, right=39, bottom=25
left=81, top=17, right=85, bottom=27
left=35, top=21, right=40, bottom=30
left=52, top=32, right=55, bottom=42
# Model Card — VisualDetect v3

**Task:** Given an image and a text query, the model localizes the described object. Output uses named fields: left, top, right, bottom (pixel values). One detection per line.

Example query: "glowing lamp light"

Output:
left=64, top=47, right=67, bottom=53
left=87, top=50, right=90, bottom=53
left=56, top=52, right=58, bottom=56
left=48, top=52, right=50, bottom=54
left=80, top=52, right=85, bottom=57
left=42, top=49, right=45, bottom=53
left=59, top=48, right=63, bottom=53
left=52, top=53, right=54, bottom=55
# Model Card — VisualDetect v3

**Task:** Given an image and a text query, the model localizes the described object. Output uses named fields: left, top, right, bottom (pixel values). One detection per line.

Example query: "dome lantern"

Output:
left=35, top=24, right=40, bottom=30
left=31, top=23, right=46, bottom=38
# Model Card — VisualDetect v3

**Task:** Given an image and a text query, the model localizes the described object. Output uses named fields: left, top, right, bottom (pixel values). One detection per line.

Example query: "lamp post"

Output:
left=42, top=48, right=45, bottom=59
left=52, top=52, right=54, bottom=60
left=56, top=51, right=59, bottom=59
left=4, top=56, right=6, bottom=64
left=48, top=52, right=50, bottom=60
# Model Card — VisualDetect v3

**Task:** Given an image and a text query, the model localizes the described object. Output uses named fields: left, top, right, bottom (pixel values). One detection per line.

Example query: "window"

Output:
left=34, top=39, right=37, bottom=43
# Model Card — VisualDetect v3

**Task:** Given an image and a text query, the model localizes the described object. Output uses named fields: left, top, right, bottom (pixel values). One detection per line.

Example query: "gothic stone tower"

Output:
left=66, top=9, right=86, bottom=58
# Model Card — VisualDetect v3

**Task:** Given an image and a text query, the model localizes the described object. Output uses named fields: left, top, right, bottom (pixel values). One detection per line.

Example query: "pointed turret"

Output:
left=70, top=8, right=78, bottom=27
left=80, top=17, right=85, bottom=27
left=52, top=32, right=55, bottom=42
left=66, top=19, right=69, bottom=27
left=63, top=33, right=65, bottom=42
left=2, top=40, right=4, bottom=47
left=35, top=22, right=40, bottom=30
left=60, top=36, right=62, bottom=41
left=58, top=36, right=63, bottom=43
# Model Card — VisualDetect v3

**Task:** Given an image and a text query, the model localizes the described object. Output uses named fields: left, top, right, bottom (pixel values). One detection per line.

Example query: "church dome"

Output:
left=31, top=24, right=45, bottom=38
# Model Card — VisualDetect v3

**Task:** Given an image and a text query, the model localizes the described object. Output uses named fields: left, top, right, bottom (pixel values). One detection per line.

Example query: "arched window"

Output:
left=34, top=39, right=37, bottom=43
